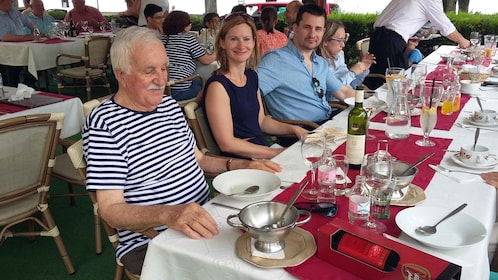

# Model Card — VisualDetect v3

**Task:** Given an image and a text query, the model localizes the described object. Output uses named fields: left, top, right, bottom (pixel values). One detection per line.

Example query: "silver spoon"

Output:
left=472, top=127, right=480, bottom=151
left=227, top=185, right=259, bottom=196
left=415, top=203, right=467, bottom=235
left=476, top=96, right=484, bottom=112
left=400, top=152, right=434, bottom=176
left=260, top=180, right=308, bottom=230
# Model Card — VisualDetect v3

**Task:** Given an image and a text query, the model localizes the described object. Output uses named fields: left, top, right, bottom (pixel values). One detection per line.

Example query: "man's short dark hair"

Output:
left=295, top=4, right=326, bottom=25
left=302, top=0, right=318, bottom=5
left=231, top=4, right=247, bottom=14
left=144, top=4, right=163, bottom=19
left=203, top=12, right=219, bottom=24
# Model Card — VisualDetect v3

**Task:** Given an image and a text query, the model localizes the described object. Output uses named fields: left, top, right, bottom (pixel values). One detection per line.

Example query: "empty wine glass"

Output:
left=360, top=143, right=393, bottom=234
left=81, top=20, right=88, bottom=32
left=98, top=21, right=106, bottom=32
left=416, top=84, right=443, bottom=147
left=62, top=21, right=70, bottom=38
left=300, top=131, right=326, bottom=200
left=410, top=64, right=427, bottom=95
left=33, top=27, right=41, bottom=41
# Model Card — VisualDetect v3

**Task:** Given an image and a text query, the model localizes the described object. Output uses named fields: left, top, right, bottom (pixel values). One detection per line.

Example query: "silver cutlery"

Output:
left=415, top=203, right=467, bottom=235
left=455, top=122, right=498, bottom=131
left=211, top=202, right=241, bottom=211
left=429, top=164, right=481, bottom=175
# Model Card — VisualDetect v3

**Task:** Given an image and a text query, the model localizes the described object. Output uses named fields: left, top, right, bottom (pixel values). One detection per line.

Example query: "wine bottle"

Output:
left=346, top=88, right=367, bottom=169
left=331, top=230, right=400, bottom=272
left=69, top=13, right=77, bottom=37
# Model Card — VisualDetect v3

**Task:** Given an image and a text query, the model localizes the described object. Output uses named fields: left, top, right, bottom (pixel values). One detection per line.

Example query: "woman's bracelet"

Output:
left=226, top=158, right=233, bottom=171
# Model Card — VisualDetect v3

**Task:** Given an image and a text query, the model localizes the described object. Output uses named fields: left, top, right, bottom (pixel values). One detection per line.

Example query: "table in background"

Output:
left=0, top=87, right=84, bottom=138
left=140, top=46, right=497, bottom=280
left=0, top=38, right=84, bottom=79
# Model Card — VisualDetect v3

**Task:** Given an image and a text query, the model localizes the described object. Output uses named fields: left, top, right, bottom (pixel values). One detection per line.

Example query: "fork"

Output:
left=436, top=165, right=482, bottom=175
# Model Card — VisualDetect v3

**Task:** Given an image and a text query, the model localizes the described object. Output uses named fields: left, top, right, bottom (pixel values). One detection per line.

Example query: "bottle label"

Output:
left=349, top=195, right=370, bottom=214
left=346, top=134, right=366, bottom=165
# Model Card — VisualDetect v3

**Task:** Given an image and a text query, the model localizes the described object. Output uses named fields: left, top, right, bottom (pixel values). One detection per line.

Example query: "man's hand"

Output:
left=165, top=203, right=219, bottom=240
left=481, top=172, right=498, bottom=188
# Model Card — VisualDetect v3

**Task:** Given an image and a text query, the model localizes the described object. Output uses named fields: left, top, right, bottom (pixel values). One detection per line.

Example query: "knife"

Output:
left=429, top=164, right=481, bottom=175
left=481, top=81, right=498, bottom=86
left=211, top=202, right=241, bottom=211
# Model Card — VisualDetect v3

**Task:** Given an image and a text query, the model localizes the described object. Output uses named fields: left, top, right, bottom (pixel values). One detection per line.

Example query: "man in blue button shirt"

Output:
left=258, top=4, right=354, bottom=124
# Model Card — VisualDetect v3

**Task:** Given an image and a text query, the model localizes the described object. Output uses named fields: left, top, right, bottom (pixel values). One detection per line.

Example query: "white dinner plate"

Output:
left=212, top=169, right=281, bottom=202
left=465, top=117, right=498, bottom=127
left=396, top=206, right=486, bottom=250
left=450, top=154, right=498, bottom=170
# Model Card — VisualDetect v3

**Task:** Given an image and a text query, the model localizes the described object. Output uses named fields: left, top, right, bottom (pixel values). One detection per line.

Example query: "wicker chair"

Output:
left=0, top=113, right=75, bottom=274
left=67, top=139, right=158, bottom=280
left=165, top=74, right=205, bottom=107
left=355, top=38, right=386, bottom=89
left=56, top=36, right=112, bottom=101
left=51, top=94, right=112, bottom=255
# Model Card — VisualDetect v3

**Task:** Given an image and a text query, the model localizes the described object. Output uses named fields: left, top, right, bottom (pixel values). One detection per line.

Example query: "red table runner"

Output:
left=370, top=94, right=471, bottom=131
left=273, top=130, right=452, bottom=280
left=34, top=38, right=75, bottom=44
left=0, top=92, right=74, bottom=115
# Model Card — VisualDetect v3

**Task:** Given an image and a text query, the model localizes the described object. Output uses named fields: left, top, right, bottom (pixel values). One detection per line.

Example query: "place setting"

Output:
left=396, top=203, right=487, bottom=250
left=459, top=97, right=498, bottom=129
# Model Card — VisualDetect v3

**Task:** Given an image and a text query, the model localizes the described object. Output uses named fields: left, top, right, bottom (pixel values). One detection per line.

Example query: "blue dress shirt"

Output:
left=0, top=8, right=32, bottom=40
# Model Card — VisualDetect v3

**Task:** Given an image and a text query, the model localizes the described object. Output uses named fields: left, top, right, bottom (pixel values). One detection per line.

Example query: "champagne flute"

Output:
left=300, top=131, right=326, bottom=200
left=360, top=152, right=393, bottom=234
left=416, top=84, right=443, bottom=147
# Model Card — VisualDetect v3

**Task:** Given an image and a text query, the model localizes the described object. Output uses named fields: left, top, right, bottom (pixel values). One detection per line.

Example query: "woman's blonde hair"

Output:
left=317, top=19, right=345, bottom=61
left=215, top=13, right=260, bottom=74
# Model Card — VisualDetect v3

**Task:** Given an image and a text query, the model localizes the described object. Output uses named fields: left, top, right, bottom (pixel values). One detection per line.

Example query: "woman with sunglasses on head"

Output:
left=203, top=13, right=307, bottom=160
left=317, top=19, right=376, bottom=94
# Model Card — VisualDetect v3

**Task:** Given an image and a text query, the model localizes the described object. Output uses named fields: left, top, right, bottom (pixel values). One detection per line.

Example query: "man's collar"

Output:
left=287, top=39, right=318, bottom=62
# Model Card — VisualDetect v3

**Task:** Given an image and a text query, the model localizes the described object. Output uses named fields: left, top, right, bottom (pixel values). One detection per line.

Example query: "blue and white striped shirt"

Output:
left=82, top=95, right=209, bottom=260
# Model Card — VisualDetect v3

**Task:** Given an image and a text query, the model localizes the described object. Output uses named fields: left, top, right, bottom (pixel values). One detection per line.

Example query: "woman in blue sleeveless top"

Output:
left=203, top=13, right=306, bottom=160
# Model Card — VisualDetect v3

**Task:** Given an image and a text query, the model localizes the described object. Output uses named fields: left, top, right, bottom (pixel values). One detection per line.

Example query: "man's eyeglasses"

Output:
left=294, top=202, right=338, bottom=217
left=224, top=12, right=254, bottom=22
left=312, top=77, right=324, bottom=99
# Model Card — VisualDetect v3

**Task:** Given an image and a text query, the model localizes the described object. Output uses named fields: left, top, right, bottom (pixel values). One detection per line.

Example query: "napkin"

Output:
left=8, top=83, right=35, bottom=101
left=250, top=238, right=285, bottom=259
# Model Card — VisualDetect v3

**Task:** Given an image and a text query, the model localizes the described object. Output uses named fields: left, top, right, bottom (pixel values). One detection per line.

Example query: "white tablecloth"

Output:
left=0, top=38, right=84, bottom=79
left=140, top=45, right=497, bottom=280
left=0, top=87, right=84, bottom=138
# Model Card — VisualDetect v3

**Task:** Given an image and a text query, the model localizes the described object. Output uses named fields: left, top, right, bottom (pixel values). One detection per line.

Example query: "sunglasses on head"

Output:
left=294, top=202, right=338, bottom=217
left=224, top=12, right=254, bottom=22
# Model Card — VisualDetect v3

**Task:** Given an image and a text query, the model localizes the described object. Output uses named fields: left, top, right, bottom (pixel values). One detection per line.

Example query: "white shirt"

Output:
left=373, top=0, right=456, bottom=42
left=138, top=0, right=169, bottom=26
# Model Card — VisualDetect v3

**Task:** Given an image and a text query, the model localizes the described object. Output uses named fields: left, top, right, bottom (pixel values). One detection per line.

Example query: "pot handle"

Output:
left=226, top=213, right=245, bottom=229
left=295, top=209, right=312, bottom=226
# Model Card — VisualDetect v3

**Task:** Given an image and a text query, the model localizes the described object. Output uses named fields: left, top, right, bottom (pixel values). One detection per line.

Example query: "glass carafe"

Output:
left=385, top=78, right=411, bottom=139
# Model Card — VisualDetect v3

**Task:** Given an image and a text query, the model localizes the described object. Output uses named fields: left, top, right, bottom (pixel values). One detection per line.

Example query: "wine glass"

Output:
left=33, top=27, right=41, bottom=41
left=470, top=31, right=480, bottom=48
left=62, top=21, right=70, bottom=38
left=300, top=131, right=326, bottom=200
left=98, top=21, right=106, bottom=32
left=360, top=151, right=393, bottom=234
left=416, top=84, right=443, bottom=147
left=410, top=64, right=427, bottom=95
left=81, top=21, right=88, bottom=32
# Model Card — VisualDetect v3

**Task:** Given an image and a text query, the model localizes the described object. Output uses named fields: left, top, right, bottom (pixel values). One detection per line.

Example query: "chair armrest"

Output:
left=56, top=53, right=83, bottom=70
left=273, top=118, right=319, bottom=130
left=329, top=100, right=349, bottom=111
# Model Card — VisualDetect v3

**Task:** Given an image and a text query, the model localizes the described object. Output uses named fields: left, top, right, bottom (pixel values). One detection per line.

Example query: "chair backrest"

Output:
left=83, top=94, right=113, bottom=117
left=183, top=101, right=220, bottom=155
left=356, top=38, right=370, bottom=57
left=165, top=74, right=205, bottom=106
left=84, top=36, right=112, bottom=69
left=0, top=113, right=63, bottom=208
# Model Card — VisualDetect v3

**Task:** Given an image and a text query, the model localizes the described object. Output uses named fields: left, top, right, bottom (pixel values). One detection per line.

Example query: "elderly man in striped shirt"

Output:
left=82, top=26, right=281, bottom=276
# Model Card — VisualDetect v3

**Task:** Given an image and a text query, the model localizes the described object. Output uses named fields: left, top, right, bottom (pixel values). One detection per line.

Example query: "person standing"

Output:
left=258, top=5, right=354, bottom=124
left=365, top=0, right=470, bottom=89
left=64, top=0, right=108, bottom=32
left=83, top=26, right=280, bottom=276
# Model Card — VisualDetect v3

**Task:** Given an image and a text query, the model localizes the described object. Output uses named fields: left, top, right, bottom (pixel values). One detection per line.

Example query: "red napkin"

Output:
left=34, top=38, right=74, bottom=44
left=274, top=130, right=452, bottom=280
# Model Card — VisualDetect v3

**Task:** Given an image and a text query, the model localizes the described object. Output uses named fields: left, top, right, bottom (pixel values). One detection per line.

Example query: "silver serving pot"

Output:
left=227, top=201, right=311, bottom=253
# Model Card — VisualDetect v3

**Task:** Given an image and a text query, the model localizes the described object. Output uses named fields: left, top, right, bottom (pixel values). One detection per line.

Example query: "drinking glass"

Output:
left=317, top=163, right=336, bottom=205
left=81, top=21, right=88, bottom=32
left=330, top=154, right=349, bottom=196
left=470, top=31, right=480, bottom=47
left=409, top=64, right=427, bottom=96
left=416, top=84, right=443, bottom=147
left=364, top=106, right=376, bottom=140
left=62, top=21, right=70, bottom=38
left=33, top=27, right=41, bottom=41
left=98, top=21, right=106, bottom=32
left=360, top=152, right=393, bottom=234
left=88, top=26, right=94, bottom=36
left=300, top=131, right=326, bottom=200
